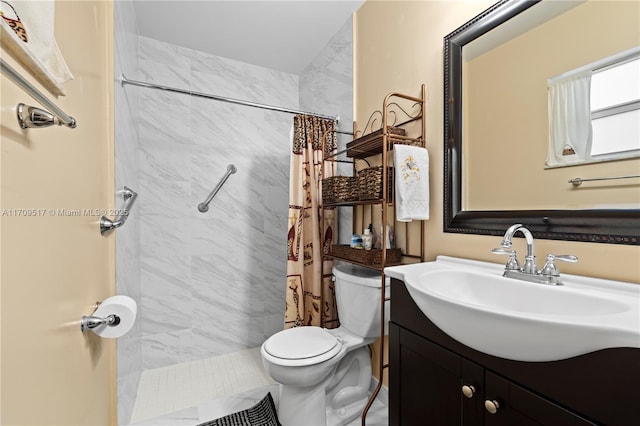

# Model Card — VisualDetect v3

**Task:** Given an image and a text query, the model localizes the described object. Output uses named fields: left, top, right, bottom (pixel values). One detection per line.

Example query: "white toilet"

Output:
left=261, top=263, right=389, bottom=426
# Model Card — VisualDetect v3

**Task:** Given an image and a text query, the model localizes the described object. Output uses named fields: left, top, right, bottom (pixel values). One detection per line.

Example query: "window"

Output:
left=590, top=57, right=640, bottom=158
left=546, top=48, right=640, bottom=168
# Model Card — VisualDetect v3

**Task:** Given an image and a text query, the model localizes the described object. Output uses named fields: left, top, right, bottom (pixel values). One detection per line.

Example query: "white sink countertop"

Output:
left=385, top=256, right=640, bottom=362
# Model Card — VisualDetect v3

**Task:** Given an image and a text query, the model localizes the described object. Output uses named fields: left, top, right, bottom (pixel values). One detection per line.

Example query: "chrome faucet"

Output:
left=492, top=224, right=578, bottom=285
left=500, top=224, right=537, bottom=273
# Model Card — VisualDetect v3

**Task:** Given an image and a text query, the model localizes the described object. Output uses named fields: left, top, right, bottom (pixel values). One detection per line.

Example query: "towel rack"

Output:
left=569, top=174, right=640, bottom=187
left=0, top=58, right=76, bottom=128
left=198, top=164, right=237, bottom=212
left=100, top=186, right=138, bottom=235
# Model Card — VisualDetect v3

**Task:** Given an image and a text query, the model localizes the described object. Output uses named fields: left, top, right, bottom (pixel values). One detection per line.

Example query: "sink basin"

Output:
left=385, top=256, right=640, bottom=362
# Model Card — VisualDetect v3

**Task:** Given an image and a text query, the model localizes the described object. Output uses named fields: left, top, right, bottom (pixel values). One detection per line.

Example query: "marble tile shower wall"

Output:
left=114, top=1, right=141, bottom=424
left=137, top=36, right=298, bottom=369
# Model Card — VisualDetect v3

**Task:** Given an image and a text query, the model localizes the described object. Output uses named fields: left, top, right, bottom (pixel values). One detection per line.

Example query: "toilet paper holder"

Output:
left=81, top=300, right=122, bottom=332
left=80, top=312, right=121, bottom=332
left=80, top=295, right=137, bottom=338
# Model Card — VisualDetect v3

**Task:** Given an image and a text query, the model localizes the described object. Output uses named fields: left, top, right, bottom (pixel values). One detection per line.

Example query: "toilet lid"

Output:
left=264, top=327, right=339, bottom=360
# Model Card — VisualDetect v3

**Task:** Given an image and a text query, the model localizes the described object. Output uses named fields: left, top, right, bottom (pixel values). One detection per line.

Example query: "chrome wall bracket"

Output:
left=80, top=314, right=120, bottom=332
left=100, top=186, right=138, bottom=235
left=16, top=103, right=75, bottom=129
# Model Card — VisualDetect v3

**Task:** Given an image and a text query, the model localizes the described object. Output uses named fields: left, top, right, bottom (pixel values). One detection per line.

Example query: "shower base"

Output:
left=129, top=347, right=275, bottom=424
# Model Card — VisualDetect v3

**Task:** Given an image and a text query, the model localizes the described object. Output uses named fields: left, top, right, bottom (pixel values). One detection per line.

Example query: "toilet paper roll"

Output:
left=90, top=295, right=137, bottom=338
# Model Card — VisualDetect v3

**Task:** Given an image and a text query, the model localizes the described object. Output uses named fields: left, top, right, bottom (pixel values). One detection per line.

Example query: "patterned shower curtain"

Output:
left=285, top=115, right=339, bottom=329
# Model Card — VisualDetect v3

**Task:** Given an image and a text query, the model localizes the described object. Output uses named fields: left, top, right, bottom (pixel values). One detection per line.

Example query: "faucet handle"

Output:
left=553, top=254, right=578, bottom=263
left=491, top=247, right=520, bottom=271
left=492, top=247, right=516, bottom=255
left=540, top=253, right=578, bottom=277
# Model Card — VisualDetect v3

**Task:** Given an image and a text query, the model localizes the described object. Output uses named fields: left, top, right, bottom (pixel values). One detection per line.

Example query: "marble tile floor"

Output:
left=129, top=347, right=388, bottom=426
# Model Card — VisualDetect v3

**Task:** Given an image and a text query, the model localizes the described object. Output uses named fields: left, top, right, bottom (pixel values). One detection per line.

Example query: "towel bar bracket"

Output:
left=16, top=103, right=76, bottom=129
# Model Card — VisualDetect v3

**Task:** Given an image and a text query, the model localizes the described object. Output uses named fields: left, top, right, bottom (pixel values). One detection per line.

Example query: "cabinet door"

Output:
left=483, top=371, right=597, bottom=426
left=390, top=324, right=483, bottom=426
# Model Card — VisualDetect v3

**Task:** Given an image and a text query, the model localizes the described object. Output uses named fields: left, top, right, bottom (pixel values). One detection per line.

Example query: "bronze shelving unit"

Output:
left=321, top=85, right=426, bottom=425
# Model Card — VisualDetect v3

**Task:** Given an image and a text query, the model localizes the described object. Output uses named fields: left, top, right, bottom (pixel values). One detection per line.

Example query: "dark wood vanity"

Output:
left=389, top=277, right=640, bottom=425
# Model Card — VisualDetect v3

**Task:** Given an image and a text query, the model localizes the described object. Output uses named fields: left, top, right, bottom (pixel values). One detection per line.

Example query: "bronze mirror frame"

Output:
left=443, top=0, right=639, bottom=245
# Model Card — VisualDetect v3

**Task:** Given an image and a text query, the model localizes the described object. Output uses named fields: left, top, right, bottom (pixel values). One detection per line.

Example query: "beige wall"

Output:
left=1, top=1, right=115, bottom=425
left=355, top=0, right=640, bottom=384
left=464, top=0, right=640, bottom=210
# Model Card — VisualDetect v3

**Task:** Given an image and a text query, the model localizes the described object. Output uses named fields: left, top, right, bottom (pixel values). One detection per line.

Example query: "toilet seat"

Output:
left=263, top=327, right=342, bottom=367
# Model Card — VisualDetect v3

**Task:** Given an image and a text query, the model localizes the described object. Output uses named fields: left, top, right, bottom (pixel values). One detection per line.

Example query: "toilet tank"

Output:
left=333, top=263, right=390, bottom=339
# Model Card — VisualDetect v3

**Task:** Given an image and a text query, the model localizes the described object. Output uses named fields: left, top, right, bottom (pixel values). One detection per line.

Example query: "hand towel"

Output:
left=394, top=144, right=429, bottom=222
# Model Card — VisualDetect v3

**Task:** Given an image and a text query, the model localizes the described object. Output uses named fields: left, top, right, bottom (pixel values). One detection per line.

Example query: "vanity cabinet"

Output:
left=390, top=277, right=640, bottom=426
left=391, top=325, right=594, bottom=425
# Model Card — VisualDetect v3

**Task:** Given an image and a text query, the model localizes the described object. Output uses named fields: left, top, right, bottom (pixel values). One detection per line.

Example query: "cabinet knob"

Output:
left=461, top=385, right=476, bottom=398
left=484, top=399, right=500, bottom=414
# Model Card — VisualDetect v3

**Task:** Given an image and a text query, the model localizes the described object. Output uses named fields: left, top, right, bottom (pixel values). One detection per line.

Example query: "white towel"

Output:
left=394, top=145, right=429, bottom=222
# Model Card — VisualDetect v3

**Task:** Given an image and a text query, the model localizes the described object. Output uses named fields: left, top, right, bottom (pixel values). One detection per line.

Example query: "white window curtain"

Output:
left=546, top=70, right=592, bottom=167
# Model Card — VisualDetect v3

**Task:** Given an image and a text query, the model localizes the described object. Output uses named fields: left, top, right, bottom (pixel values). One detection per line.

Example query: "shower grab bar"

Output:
left=0, top=58, right=77, bottom=128
left=100, top=186, right=138, bottom=235
left=198, top=164, right=237, bottom=213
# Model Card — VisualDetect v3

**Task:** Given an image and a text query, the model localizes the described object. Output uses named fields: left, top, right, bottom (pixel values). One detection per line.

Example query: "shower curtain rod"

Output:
left=120, top=74, right=339, bottom=122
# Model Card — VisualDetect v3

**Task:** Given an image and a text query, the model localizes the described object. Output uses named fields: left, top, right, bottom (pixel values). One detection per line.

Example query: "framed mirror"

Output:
left=444, top=0, right=639, bottom=245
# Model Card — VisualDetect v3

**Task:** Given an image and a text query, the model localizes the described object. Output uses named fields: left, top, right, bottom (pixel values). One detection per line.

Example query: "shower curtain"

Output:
left=285, top=115, right=339, bottom=329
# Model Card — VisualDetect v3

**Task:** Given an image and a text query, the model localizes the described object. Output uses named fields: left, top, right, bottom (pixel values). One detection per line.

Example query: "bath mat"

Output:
left=196, top=393, right=281, bottom=426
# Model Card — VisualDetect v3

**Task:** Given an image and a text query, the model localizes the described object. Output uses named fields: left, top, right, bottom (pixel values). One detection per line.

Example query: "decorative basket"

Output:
left=330, top=244, right=402, bottom=266
left=322, top=176, right=358, bottom=204
left=357, top=166, right=394, bottom=201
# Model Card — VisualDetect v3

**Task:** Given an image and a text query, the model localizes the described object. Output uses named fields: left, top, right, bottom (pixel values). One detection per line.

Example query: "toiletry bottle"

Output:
left=350, top=234, right=360, bottom=248
left=362, top=229, right=373, bottom=250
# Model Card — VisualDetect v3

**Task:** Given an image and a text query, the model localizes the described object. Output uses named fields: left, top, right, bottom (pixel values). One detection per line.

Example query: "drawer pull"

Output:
left=485, top=399, right=500, bottom=414
left=462, top=385, right=476, bottom=398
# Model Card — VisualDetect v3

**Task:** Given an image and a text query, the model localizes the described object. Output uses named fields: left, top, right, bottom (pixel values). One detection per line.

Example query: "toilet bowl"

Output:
left=261, top=263, right=389, bottom=426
